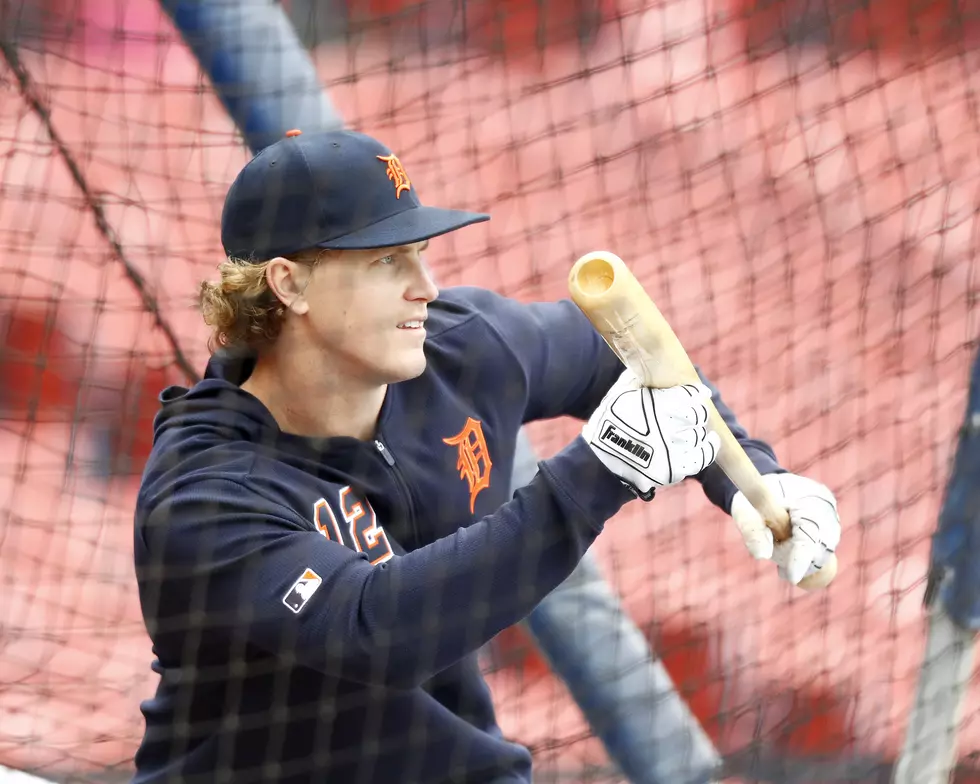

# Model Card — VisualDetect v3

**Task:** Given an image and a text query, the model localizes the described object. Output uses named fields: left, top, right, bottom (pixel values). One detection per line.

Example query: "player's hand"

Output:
left=583, top=369, right=721, bottom=500
left=730, top=473, right=841, bottom=586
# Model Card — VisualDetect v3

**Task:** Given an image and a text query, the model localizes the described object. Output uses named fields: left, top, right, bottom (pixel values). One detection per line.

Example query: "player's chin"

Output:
left=385, top=349, right=428, bottom=383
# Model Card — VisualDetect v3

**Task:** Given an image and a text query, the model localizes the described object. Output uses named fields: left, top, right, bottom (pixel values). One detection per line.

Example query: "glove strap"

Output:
left=621, top=480, right=655, bottom=503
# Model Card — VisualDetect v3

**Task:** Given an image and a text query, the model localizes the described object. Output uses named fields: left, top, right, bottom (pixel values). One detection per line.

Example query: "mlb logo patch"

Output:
left=282, top=568, right=322, bottom=614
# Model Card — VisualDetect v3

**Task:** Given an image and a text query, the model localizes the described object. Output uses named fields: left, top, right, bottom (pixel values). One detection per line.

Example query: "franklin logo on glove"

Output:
left=599, top=421, right=653, bottom=466
left=583, top=371, right=721, bottom=499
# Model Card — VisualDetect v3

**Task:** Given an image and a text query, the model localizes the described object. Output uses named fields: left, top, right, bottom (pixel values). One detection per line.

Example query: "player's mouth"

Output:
left=397, top=320, right=426, bottom=330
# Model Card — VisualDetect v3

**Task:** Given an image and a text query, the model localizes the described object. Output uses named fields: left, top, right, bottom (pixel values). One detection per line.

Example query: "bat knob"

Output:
left=797, top=553, right=839, bottom=591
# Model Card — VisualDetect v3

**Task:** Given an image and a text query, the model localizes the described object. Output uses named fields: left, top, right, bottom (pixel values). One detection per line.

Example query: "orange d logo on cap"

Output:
left=377, top=153, right=412, bottom=199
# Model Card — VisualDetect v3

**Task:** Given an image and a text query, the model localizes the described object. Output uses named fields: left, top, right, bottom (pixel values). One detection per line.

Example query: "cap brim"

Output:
left=315, top=205, right=490, bottom=250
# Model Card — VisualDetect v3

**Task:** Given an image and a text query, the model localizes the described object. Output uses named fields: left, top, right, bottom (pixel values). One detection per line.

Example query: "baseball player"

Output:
left=132, top=128, right=840, bottom=783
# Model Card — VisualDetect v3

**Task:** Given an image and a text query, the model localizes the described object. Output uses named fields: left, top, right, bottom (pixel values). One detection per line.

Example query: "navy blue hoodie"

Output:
left=132, top=286, right=782, bottom=784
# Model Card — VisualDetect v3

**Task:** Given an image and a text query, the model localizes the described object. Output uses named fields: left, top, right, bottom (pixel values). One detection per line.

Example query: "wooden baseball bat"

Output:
left=568, top=250, right=837, bottom=591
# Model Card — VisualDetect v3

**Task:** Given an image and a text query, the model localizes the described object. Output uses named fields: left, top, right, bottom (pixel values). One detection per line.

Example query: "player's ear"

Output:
left=265, top=257, right=312, bottom=316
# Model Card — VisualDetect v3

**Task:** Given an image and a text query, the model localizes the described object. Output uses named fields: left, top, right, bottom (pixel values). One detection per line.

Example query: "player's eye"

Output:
left=376, top=254, right=396, bottom=265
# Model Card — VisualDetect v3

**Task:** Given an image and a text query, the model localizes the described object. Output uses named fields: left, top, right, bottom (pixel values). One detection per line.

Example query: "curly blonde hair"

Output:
left=199, top=249, right=324, bottom=352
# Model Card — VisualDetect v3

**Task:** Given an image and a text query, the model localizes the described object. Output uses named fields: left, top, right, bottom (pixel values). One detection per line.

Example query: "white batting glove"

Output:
left=583, top=369, right=722, bottom=500
left=730, top=473, right=841, bottom=585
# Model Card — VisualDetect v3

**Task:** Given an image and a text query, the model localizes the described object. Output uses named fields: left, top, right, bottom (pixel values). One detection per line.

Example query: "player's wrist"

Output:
left=538, top=437, right=639, bottom=533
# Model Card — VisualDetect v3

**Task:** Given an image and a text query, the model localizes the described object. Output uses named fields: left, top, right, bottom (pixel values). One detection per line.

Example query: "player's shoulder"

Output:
left=135, top=375, right=315, bottom=524
left=426, top=285, right=586, bottom=351
left=425, top=286, right=552, bottom=348
left=136, top=441, right=327, bottom=548
left=426, top=286, right=501, bottom=332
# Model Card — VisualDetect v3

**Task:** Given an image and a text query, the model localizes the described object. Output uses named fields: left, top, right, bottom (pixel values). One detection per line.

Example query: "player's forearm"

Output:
left=326, top=437, right=635, bottom=688
left=145, top=444, right=633, bottom=689
left=694, top=368, right=784, bottom=513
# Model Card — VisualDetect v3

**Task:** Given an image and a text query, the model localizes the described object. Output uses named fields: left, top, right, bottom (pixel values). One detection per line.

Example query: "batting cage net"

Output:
left=1, top=0, right=979, bottom=782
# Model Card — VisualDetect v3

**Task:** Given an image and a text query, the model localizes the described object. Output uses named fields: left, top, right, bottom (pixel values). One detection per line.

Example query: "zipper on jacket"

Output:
left=374, top=437, right=419, bottom=546
left=374, top=438, right=395, bottom=466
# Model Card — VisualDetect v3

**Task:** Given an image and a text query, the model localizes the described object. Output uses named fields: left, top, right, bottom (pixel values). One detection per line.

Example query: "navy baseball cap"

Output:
left=221, top=129, right=490, bottom=260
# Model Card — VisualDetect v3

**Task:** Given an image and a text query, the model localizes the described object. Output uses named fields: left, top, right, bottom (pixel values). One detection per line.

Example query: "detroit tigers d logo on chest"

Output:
left=443, top=417, right=492, bottom=514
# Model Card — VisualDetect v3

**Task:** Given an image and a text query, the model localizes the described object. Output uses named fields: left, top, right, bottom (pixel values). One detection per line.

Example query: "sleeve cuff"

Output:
left=537, top=436, right=637, bottom=534
left=704, top=448, right=787, bottom=514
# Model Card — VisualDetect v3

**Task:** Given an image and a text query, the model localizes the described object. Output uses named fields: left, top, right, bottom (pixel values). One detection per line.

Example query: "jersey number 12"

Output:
left=313, top=487, right=394, bottom=566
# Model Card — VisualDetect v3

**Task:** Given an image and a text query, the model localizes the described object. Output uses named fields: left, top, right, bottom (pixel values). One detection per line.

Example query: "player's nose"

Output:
left=407, top=258, right=439, bottom=303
